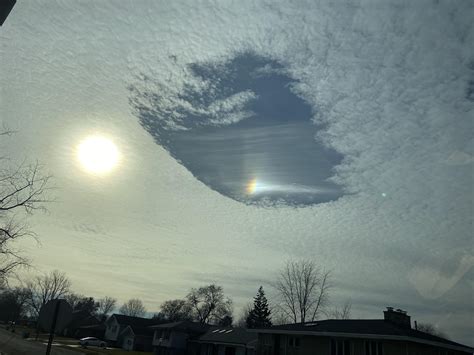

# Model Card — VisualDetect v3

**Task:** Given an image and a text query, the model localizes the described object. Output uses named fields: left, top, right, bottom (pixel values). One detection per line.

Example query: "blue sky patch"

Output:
left=130, top=52, right=344, bottom=205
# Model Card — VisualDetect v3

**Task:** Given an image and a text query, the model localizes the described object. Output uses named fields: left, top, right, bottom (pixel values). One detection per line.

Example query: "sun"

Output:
left=77, top=135, right=120, bottom=175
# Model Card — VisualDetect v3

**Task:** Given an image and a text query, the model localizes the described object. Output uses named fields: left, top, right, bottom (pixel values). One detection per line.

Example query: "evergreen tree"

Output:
left=246, top=286, right=272, bottom=328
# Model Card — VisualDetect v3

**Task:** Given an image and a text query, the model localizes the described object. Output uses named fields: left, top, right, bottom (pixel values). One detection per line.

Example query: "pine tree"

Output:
left=246, top=286, right=272, bottom=328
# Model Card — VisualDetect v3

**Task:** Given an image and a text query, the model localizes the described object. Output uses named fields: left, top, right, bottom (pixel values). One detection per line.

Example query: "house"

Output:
left=105, top=314, right=160, bottom=347
left=252, top=308, right=474, bottom=355
left=75, top=323, right=106, bottom=339
left=192, top=327, right=257, bottom=355
left=63, top=310, right=102, bottom=338
left=121, top=325, right=155, bottom=352
left=151, top=320, right=210, bottom=355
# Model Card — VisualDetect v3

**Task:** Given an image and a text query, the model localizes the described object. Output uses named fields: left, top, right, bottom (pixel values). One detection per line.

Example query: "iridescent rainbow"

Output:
left=245, top=178, right=258, bottom=194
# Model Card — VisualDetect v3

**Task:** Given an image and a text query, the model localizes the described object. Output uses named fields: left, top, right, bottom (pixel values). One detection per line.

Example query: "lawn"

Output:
left=1, top=325, right=152, bottom=355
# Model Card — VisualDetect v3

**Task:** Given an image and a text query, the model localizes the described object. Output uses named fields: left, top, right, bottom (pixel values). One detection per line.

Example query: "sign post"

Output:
left=38, top=299, right=72, bottom=355
left=45, top=300, right=61, bottom=355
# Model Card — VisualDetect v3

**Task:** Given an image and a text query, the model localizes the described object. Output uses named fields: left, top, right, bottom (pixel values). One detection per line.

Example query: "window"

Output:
left=286, top=336, right=301, bottom=354
left=365, top=341, right=383, bottom=355
left=331, top=339, right=352, bottom=355
left=288, top=336, right=300, bottom=348
left=111, top=325, right=117, bottom=332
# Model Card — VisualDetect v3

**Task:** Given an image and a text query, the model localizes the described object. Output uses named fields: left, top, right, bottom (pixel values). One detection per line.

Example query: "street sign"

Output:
left=0, top=0, right=16, bottom=26
left=38, top=299, right=72, bottom=333
left=38, top=299, right=72, bottom=355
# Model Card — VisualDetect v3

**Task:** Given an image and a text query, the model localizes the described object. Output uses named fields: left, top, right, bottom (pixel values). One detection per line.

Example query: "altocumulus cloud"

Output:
left=126, top=0, right=473, bottom=341
left=1, top=0, right=472, bottom=345
left=129, top=52, right=345, bottom=205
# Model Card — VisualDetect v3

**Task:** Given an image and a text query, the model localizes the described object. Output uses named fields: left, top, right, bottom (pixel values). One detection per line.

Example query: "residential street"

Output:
left=0, top=328, right=83, bottom=355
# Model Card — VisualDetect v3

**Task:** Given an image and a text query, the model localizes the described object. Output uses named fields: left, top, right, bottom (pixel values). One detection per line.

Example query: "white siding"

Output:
left=104, top=317, right=120, bottom=341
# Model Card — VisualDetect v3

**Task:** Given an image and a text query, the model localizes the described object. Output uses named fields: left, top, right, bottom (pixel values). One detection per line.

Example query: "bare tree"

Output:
left=62, top=295, right=98, bottom=314
left=0, top=286, right=31, bottom=322
left=416, top=322, right=449, bottom=339
left=160, top=299, right=193, bottom=322
left=119, top=298, right=146, bottom=317
left=235, top=302, right=253, bottom=328
left=271, top=307, right=292, bottom=325
left=273, top=260, right=331, bottom=323
left=97, top=296, right=117, bottom=317
left=25, top=270, right=71, bottom=318
left=64, top=293, right=83, bottom=310
left=326, top=301, right=352, bottom=319
left=1, top=130, right=51, bottom=283
left=186, top=284, right=233, bottom=324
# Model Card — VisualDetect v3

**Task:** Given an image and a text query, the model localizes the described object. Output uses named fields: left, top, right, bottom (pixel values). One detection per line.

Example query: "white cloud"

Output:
left=409, top=254, right=474, bottom=300
left=1, top=0, right=473, bottom=345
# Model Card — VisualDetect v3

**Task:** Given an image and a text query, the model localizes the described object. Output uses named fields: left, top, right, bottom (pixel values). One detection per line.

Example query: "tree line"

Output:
left=0, top=258, right=354, bottom=330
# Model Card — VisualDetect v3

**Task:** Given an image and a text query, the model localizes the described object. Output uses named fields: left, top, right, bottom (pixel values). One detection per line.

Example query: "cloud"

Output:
left=129, top=59, right=259, bottom=134
left=444, top=151, right=474, bottom=165
left=1, top=0, right=473, bottom=345
left=249, top=181, right=339, bottom=196
left=409, top=254, right=474, bottom=300
left=129, top=52, right=344, bottom=205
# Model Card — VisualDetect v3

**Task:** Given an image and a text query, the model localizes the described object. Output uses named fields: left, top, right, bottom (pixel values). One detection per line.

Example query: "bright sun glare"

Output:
left=77, top=135, right=120, bottom=175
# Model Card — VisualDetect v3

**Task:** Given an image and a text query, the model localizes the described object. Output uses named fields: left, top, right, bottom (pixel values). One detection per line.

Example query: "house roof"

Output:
left=254, top=320, right=473, bottom=353
left=67, top=311, right=101, bottom=328
left=78, top=323, right=106, bottom=330
left=121, top=325, right=155, bottom=337
left=108, top=314, right=160, bottom=328
left=197, top=328, right=257, bottom=347
left=150, top=320, right=209, bottom=334
left=71, top=310, right=91, bottom=318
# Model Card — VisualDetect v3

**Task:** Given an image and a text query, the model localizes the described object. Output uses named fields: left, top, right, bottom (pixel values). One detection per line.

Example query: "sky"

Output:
left=1, top=0, right=473, bottom=345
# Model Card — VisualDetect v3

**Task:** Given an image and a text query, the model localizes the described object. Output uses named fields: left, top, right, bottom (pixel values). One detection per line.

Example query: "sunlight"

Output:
left=77, top=135, right=120, bottom=175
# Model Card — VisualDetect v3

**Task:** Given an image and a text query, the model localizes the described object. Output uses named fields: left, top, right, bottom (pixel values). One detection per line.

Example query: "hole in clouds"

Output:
left=129, top=52, right=344, bottom=206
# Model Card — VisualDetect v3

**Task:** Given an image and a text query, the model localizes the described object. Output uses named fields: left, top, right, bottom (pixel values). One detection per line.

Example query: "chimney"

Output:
left=383, top=307, right=411, bottom=328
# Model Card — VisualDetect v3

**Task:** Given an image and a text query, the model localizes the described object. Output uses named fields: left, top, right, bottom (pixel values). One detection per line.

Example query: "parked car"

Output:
left=79, top=337, right=107, bottom=348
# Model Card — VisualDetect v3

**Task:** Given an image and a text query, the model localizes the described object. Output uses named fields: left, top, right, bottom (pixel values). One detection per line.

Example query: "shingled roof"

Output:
left=255, top=320, right=473, bottom=353
left=150, top=320, right=209, bottom=334
left=197, top=328, right=257, bottom=347
left=109, top=314, right=161, bottom=328
left=120, top=325, right=155, bottom=337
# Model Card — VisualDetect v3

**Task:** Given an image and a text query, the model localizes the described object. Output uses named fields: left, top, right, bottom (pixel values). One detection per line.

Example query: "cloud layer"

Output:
left=129, top=52, right=344, bottom=205
left=1, top=0, right=472, bottom=345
